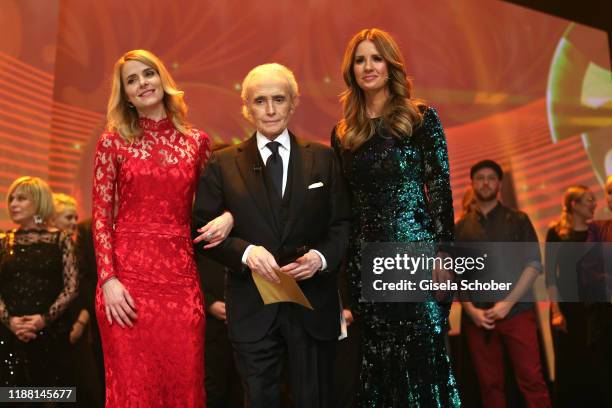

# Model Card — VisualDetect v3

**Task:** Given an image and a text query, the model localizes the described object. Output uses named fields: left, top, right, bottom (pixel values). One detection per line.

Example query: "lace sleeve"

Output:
left=421, top=107, right=455, bottom=242
left=0, top=233, right=9, bottom=327
left=43, top=232, right=78, bottom=324
left=92, top=132, right=120, bottom=285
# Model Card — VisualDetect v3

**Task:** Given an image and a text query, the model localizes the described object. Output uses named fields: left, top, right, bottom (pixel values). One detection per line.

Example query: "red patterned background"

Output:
left=0, top=0, right=610, bottom=236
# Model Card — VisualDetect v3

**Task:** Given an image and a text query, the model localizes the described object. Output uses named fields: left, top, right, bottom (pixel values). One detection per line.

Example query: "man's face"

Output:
left=245, top=74, right=295, bottom=139
left=472, top=167, right=501, bottom=202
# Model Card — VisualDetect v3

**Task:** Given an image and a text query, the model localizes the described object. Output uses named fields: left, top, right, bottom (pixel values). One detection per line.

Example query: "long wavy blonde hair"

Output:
left=554, top=185, right=591, bottom=239
left=106, top=49, right=190, bottom=142
left=337, top=28, right=424, bottom=151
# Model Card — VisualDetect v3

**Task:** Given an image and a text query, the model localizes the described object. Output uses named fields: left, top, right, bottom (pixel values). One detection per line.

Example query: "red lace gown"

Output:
left=92, top=117, right=210, bottom=407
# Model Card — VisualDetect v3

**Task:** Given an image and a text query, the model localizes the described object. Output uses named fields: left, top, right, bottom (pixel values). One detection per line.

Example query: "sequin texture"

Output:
left=332, top=107, right=461, bottom=407
left=0, top=229, right=78, bottom=386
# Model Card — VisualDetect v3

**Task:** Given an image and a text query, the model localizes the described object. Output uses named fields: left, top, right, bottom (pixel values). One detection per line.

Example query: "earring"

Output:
left=33, top=215, right=43, bottom=225
left=127, top=102, right=135, bottom=109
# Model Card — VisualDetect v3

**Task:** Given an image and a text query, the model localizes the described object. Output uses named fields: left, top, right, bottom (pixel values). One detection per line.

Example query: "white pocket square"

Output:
left=308, top=182, right=324, bottom=189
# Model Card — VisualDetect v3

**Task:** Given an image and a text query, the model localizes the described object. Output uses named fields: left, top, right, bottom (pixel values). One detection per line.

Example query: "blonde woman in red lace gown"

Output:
left=92, top=49, right=232, bottom=407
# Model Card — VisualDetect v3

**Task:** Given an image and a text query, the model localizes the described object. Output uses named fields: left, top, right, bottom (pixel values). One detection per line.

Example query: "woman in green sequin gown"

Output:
left=331, top=28, right=461, bottom=407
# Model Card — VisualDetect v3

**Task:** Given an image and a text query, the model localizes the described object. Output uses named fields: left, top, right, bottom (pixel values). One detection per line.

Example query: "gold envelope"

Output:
left=252, top=270, right=313, bottom=310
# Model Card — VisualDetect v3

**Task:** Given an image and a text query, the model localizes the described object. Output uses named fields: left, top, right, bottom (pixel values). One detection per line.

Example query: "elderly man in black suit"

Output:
left=193, top=63, right=351, bottom=408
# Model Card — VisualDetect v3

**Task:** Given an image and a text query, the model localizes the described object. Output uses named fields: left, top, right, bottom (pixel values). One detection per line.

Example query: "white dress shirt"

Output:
left=241, top=129, right=327, bottom=271
left=256, top=129, right=290, bottom=197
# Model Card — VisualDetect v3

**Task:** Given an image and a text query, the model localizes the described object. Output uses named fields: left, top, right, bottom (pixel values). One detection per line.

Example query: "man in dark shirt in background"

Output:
left=455, top=160, right=551, bottom=408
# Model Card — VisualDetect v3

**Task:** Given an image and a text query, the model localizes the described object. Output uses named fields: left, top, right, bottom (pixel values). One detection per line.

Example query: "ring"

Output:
left=206, top=232, right=214, bottom=239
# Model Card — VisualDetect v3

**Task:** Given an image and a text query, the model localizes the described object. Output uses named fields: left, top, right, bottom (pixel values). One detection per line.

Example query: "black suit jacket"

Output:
left=193, top=132, right=351, bottom=342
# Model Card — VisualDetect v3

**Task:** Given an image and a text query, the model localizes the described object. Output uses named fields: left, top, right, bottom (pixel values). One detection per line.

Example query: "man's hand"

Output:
left=280, top=251, right=322, bottom=281
left=194, top=211, right=234, bottom=249
left=102, top=278, right=138, bottom=328
left=550, top=302, right=567, bottom=332
left=246, top=246, right=281, bottom=283
left=484, top=302, right=513, bottom=321
left=208, top=301, right=227, bottom=322
left=467, top=307, right=496, bottom=330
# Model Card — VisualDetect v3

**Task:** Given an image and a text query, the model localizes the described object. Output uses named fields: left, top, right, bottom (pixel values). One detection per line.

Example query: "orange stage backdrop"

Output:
left=0, top=0, right=610, bottom=235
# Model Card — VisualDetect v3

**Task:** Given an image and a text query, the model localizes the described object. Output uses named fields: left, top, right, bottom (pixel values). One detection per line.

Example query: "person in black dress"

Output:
left=0, top=176, right=78, bottom=386
left=545, top=185, right=596, bottom=407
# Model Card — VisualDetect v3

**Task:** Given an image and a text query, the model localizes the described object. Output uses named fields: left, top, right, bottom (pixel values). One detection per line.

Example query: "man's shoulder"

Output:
left=294, top=136, right=333, bottom=157
left=214, top=143, right=239, bottom=156
left=307, top=140, right=333, bottom=154
left=500, top=204, right=521, bottom=215
left=455, top=213, right=469, bottom=229
left=499, top=205, right=538, bottom=241
left=212, top=138, right=252, bottom=160
left=455, top=211, right=480, bottom=237
left=498, top=203, right=530, bottom=222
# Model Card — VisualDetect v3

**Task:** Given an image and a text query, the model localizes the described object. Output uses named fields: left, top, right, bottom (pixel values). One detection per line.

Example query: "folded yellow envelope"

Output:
left=252, top=270, right=313, bottom=310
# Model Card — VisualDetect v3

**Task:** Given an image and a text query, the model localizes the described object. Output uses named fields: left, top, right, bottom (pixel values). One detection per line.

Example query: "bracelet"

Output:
left=75, top=320, right=87, bottom=326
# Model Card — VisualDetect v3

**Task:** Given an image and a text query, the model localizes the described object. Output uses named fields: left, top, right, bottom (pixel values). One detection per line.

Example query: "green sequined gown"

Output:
left=332, top=106, right=461, bottom=407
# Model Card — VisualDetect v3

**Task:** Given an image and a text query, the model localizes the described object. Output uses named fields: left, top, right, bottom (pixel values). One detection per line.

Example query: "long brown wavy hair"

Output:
left=554, top=185, right=591, bottom=239
left=106, top=49, right=190, bottom=143
left=337, top=28, right=424, bottom=151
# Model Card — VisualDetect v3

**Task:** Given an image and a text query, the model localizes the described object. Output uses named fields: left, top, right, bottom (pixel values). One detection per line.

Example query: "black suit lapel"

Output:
left=235, top=135, right=280, bottom=236
left=281, top=133, right=313, bottom=242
